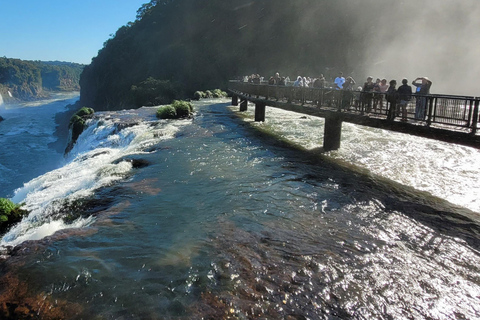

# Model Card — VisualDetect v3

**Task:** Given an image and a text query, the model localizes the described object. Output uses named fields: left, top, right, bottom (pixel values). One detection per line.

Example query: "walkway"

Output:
left=228, top=81, right=480, bottom=150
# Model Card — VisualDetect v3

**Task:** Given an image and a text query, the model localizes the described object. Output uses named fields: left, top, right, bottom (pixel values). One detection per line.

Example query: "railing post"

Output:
left=467, top=99, right=473, bottom=126
left=426, top=96, right=435, bottom=126
left=471, top=98, right=479, bottom=135
left=232, top=95, right=238, bottom=106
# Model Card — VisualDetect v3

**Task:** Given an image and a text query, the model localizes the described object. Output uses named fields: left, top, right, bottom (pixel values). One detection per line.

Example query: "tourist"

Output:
left=372, top=78, right=382, bottom=112
left=334, top=72, right=345, bottom=90
left=353, top=86, right=363, bottom=111
left=397, top=78, right=413, bottom=121
left=412, top=77, right=432, bottom=120
left=385, top=79, right=398, bottom=120
left=303, top=77, right=309, bottom=87
left=343, top=76, right=356, bottom=91
left=361, top=76, right=375, bottom=112
left=293, top=76, right=303, bottom=87
left=375, top=78, right=389, bottom=112
left=313, top=74, right=326, bottom=89
left=342, top=76, right=356, bottom=110
left=274, top=72, right=281, bottom=85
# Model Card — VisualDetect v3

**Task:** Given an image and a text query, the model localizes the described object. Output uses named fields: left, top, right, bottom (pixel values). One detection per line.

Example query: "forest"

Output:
left=0, top=58, right=84, bottom=101
left=80, top=0, right=474, bottom=111
left=79, top=0, right=381, bottom=111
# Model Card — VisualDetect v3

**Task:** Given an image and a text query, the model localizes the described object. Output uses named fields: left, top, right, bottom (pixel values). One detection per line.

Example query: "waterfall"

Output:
left=0, top=93, right=4, bottom=106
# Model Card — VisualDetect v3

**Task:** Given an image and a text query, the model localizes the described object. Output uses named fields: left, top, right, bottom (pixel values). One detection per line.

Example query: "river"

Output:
left=0, top=97, right=479, bottom=319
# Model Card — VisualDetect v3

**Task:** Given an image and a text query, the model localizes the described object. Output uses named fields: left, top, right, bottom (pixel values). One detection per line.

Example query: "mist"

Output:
left=347, top=0, right=480, bottom=96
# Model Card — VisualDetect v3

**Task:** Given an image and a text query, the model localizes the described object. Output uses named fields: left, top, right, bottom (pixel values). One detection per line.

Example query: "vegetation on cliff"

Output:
left=0, top=57, right=84, bottom=101
left=0, top=198, right=28, bottom=235
left=65, top=107, right=95, bottom=154
left=79, top=0, right=374, bottom=111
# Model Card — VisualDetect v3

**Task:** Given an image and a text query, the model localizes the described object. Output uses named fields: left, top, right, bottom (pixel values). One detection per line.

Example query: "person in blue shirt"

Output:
left=334, top=72, right=345, bottom=90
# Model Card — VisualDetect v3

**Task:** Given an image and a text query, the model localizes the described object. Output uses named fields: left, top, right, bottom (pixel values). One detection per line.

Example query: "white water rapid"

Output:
left=1, top=107, right=189, bottom=247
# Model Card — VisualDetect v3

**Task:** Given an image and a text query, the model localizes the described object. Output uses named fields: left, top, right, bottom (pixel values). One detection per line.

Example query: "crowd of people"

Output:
left=243, top=72, right=433, bottom=121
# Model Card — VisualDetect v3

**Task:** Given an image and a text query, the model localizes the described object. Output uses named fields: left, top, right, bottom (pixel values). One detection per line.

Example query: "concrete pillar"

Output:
left=255, top=102, right=266, bottom=122
left=232, top=95, right=238, bottom=106
left=323, top=113, right=342, bottom=151
left=240, top=100, right=248, bottom=111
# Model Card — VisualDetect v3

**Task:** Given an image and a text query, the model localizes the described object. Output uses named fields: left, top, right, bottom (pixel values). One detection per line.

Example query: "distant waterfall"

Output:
left=0, top=93, right=4, bottom=106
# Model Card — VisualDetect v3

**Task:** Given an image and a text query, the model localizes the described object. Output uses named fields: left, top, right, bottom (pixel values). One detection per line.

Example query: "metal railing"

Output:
left=228, top=81, right=480, bottom=135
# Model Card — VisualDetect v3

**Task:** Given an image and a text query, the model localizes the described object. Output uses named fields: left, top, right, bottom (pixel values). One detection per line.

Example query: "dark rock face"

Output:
left=79, top=0, right=367, bottom=111
left=64, top=107, right=95, bottom=154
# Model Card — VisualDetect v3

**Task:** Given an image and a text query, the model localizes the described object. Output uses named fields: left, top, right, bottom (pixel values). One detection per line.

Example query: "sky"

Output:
left=0, top=0, right=147, bottom=65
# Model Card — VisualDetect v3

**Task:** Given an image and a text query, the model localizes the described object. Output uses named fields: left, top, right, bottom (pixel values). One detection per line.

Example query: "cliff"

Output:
left=0, top=58, right=84, bottom=102
left=79, top=0, right=376, bottom=111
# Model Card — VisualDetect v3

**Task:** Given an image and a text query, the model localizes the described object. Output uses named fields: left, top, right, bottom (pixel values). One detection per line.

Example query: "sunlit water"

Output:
left=0, top=99, right=479, bottom=319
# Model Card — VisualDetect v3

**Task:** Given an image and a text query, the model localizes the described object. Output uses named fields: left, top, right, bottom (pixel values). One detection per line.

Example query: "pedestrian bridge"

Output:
left=228, top=81, right=480, bottom=151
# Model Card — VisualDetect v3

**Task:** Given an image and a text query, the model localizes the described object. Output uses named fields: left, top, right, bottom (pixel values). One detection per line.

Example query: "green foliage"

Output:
left=75, top=107, right=95, bottom=117
left=0, top=198, right=16, bottom=215
left=156, top=100, right=193, bottom=119
left=193, top=91, right=203, bottom=100
left=171, top=100, right=193, bottom=118
left=67, top=107, right=95, bottom=151
left=193, top=89, right=227, bottom=100
left=131, top=77, right=180, bottom=108
left=0, top=198, right=28, bottom=233
left=69, top=114, right=85, bottom=127
left=212, top=89, right=228, bottom=98
left=156, top=105, right=177, bottom=119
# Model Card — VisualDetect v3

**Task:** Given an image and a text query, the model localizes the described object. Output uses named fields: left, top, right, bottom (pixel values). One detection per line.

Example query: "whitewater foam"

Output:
left=1, top=108, right=191, bottom=247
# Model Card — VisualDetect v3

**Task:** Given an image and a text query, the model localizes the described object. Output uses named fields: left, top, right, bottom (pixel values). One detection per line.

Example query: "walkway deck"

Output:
left=228, top=81, right=480, bottom=150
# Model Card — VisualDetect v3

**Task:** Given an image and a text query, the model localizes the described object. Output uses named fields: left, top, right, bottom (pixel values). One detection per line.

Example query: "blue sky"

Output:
left=1, top=0, right=147, bottom=65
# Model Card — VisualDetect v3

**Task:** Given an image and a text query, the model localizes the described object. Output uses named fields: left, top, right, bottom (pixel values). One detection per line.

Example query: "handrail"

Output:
left=228, top=80, right=480, bottom=135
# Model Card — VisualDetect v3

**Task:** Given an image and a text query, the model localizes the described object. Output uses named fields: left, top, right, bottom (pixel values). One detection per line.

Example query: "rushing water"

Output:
left=0, top=92, right=80, bottom=196
left=0, top=98, right=479, bottom=319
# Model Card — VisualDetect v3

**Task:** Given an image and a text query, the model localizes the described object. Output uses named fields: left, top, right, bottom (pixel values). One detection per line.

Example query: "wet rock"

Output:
left=113, top=157, right=150, bottom=169
left=65, top=107, right=95, bottom=154
left=0, top=272, right=83, bottom=319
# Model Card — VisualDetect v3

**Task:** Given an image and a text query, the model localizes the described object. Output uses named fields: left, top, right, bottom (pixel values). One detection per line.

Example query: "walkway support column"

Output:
left=323, top=113, right=342, bottom=151
left=255, top=102, right=266, bottom=122
left=232, top=95, right=238, bottom=106
left=240, top=100, right=248, bottom=111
